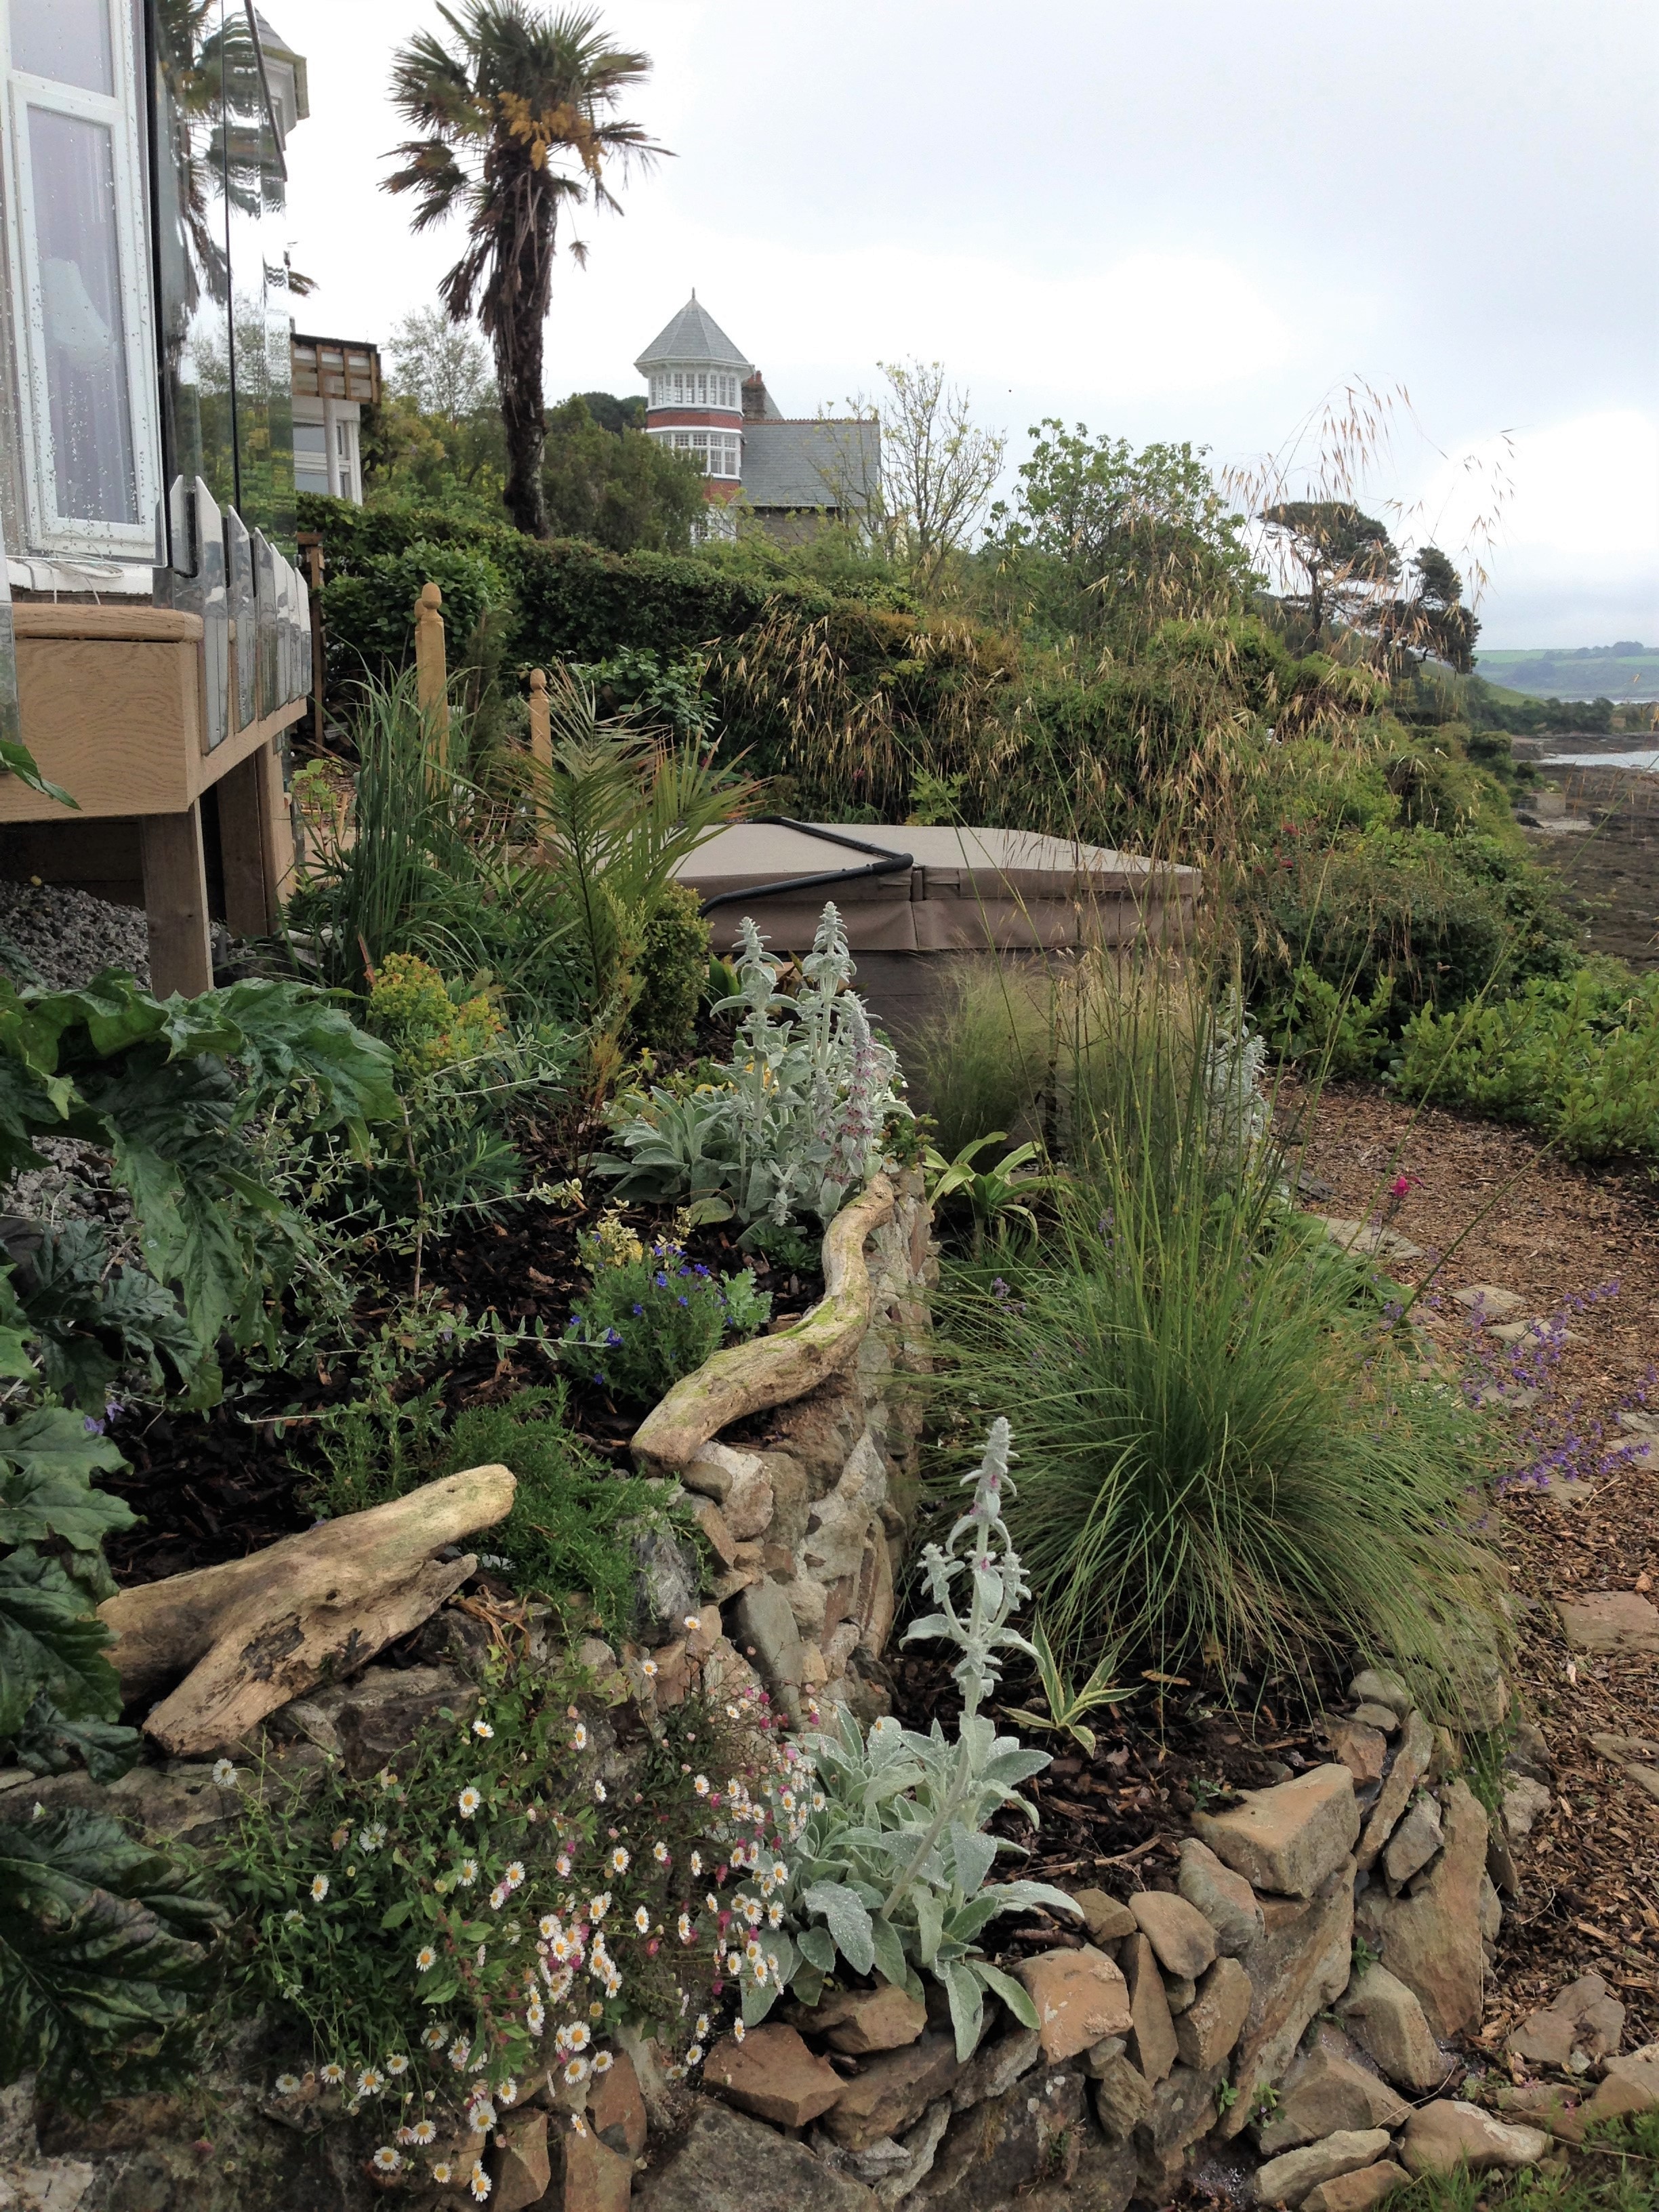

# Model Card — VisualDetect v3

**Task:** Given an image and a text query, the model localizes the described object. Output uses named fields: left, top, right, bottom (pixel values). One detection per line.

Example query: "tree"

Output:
left=385, top=3, right=664, bottom=537
left=856, top=360, right=1004, bottom=593
left=1376, top=545, right=1481, bottom=676
left=989, top=422, right=1255, bottom=645
left=541, top=394, right=705, bottom=551
left=386, top=306, right=497, bottom=422
left=1258, top=500, right=1399, bottom=641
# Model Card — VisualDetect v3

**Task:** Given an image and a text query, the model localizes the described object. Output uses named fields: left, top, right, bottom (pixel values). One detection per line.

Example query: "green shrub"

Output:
left=319, top=537, right=516, bottom=691
left=1396, top=965, right=1659, bottom=1161
left=1259, top=963, right=1396, bottom=1078
left=632, top=881, right=712, bottom=1057
left=562, top=1221, right=770, bottom=1408
left=935, top=978, right=1504, bottom=1702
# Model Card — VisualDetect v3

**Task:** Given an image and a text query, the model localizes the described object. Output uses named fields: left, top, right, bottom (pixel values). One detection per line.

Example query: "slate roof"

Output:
left=741, top=418, right=880, bottom=512
left=634, top=295, right=753, bottom=375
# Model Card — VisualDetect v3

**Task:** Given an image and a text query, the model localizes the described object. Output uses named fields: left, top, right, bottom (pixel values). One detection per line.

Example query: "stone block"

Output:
left=1323, top=1719, right=1389, bottom=1788
left=1129, top=1889, right=1218, bottom=1978
left=798, top=1978, right=927, bottom=2056
left=1592, top=2043, right=1659, bottom=2115
left=1354, top=1708, right=1433, bottom=1873
left=1254, top=2128, right=1392, bottom=2207
left=818, top=2032, right=959, bottom=2148
left=1069, top=1887, right=1139, bottom=1944
left=588, top=2049, right=648, bottom=2157
left=1174, top=1954, right=1252, bottom=2071
left=492, top=2109, right=550, bottom=2212
left=1401, top=2101, right=1550, bottom=2176
left=1119, top=1932, right=1177, bottom=2085
left=1336, top=1963, right=1443, bottom=2093
left=1302, top=2161, right=1412, bottom=2212
left=1090, top=2047, right=1154, bottom=2139
left=1014, top=1944, right=1132, bottom=2062
left=633, top=2099, right=878, bottom=2212
left=705, top=2023, right=844, bottom=2127
left=1349, top=1703, right=1400, bottom=1736
left=733, top=1579, right=805, bottom=1696
left=1179, top=1837, right=1265, bottom=1955
left=1193, top=1765, right=1359, bottom=1898
left=1557, top=1592, right=1659, bottom=1655
left=1502, top=1774, right=1552, bottom=1841
left=1218, top=1858, right=1355, bottom=2137
left=1256, top=2047, right=1411, bottom=2152
left=1132, top=2060, right=1225, bottom=2191
left=949, top=2025, right=1040, bottom=2111
left=1355, top=1780, right=1488, bottom=2041
left=1348, top=1668, right=1412, bottom=1715
left=922, top=2066, right=1085, bottom=2212
left=1382, top=1794, right=1442, bottom=1887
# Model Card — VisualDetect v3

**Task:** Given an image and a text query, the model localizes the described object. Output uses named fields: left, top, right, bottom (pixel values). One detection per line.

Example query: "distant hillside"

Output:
left=1475, top=642, right=1659, bottom=702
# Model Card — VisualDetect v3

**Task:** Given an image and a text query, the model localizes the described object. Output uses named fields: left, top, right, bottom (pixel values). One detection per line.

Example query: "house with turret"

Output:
left=634, top=295, right=879, bottom=544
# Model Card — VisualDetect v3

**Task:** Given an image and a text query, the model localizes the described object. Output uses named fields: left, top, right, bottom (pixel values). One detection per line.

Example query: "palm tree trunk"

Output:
left=497, top=314, right=548, bottom=537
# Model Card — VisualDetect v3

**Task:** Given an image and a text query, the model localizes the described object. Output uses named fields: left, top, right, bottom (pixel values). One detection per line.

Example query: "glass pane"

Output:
left=26, top=106, right=137, bottom=525
left=13, top=0, right=114, bottom=94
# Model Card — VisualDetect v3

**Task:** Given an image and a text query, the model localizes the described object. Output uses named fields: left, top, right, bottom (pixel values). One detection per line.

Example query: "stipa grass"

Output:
left=933, top=977, right=1508, bottom=1711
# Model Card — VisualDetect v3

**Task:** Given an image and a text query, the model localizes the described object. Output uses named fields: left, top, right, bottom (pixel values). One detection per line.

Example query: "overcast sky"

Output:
left=275, top=0, right=1658, bottom=647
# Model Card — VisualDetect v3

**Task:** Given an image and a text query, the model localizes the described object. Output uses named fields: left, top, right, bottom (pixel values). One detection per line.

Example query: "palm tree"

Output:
left=385, top=3, right=663, bottom=537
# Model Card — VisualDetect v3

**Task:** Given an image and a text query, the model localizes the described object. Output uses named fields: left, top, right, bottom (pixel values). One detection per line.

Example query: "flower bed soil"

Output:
left=100, top=1130, right=823, bottom=1590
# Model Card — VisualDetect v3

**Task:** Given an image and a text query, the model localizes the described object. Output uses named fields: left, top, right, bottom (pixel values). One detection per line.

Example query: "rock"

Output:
left=690, top=1494, right=741, bottom=1565
left=1014, top=1944, right=1132, bottom=2062
left=819, top=2033, right=960, bottom=2148
left=1132, top=2060, right=1226, bottom=2194
left=588, top=2049, right=649, bottom=2157
left=1337, top=1965, right=1443, bottom=2093
left=1174, top=1955, right=1252, bottom=2071
left=1120, top=1933, right=1178, bottom=2085
left=1256, top=2047, right=1411, bottom=2152
left=1355, top=1708, right=1433, bottom=1873
left=1308, top=1216, right=1422, bottom=1262
left=1254, top=2128, right=1393, bottom=2207
left=493, top=2109, right=552, bottom=2212
left=1349, top=1702, right=1400, bottom=1736
left=1400, top=2100, right=1551, bottom=2176
left=1589, top=1730, right=1659, bottom=1763
left=1302, top=2162, right=1413, bottom=2212
left=1348, top=1668, right=1413, bottom=1715
left=1323, top=1719, right=1389, bottom=1788
left=1502, top=1774, right=1552, bottom=1841
left=1193, top=1765, right=1359, bottom=1898
left=1044, top=2132, right=1137, bottom=2212
left=1179, top=1837, right=1265, bottom=1955
left=1162, top=1973, right=1197, bottom=2013
left=1091, top=2049, right=1155, bottom=2139
left=1382, top=1794, right=1443, bottom=1887
left=1593, top=2043, right=1659, bottom=2112
left=1487, top=1817, right=1522, bottom=1901
left=733, top=1578, right=806, bottom=1698
left=1478, top=1871, right=1502, bottom=1948
left=1355, top=1780, right=1488, bottom=2041
left=1452, top=1284, right=1524, bottom=1319
left=1557, top=1592, right=1659, bottom=1656
left=800, top=1979, right=928, bottom=2056
left=632, top=1522, right=700, bottom=1643
left=921, top=2065, right=1086, bottom=2212
left=634, top=2098, right=878, bottom=2212
left=706, top=2023, right=844, bottom=2126
left=1496, top=2079, right=1586, bottom=2137
left=0, top=2160, right=95, bottom=2211
left=1129, top=1889, right=1218, bottom=1979
left=1507, top=1719, right=1555, bottom=1785
left=880, top=2095, right=952, bottom=2205
left=1624, top=1763, right=1659, bottom=1807
left=949, top=2025, right=1041, bottom=2111
left=1069, top=1886, right=1139, bottom=1944
left=1219, top=1859, right=1356, bottom=2136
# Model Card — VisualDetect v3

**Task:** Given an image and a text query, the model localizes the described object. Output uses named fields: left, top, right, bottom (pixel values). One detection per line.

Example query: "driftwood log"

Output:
left=630, top=1174, right=895, bottom=1471
left=98, top=1464, right=515, bottom=1757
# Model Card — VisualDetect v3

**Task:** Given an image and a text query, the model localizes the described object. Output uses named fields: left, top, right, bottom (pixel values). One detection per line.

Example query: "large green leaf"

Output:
left=0, top=1807, right=225, bottom=2105
left=14, top=1694, right=140, bottom=1784
left=0, top=1551, right=120, bottom=1738
left=0, top=1408, right=132, bottom=1555
left=802, top=1879, right=876, bottom=1976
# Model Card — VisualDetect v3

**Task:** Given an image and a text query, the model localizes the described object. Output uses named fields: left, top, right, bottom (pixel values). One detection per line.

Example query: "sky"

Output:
left=274, top=0, right=1659, bottom=647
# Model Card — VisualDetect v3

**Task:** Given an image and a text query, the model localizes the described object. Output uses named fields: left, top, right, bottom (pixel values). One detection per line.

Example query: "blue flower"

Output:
left=678, top=1296, right=689, bottom=1309
left=605, top=1328, right=624, bottom=1347
left=632, top=1303, right=644, bottom=1316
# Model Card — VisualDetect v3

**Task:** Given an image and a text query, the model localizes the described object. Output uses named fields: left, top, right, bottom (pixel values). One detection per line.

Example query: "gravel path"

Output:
left=0, top=877, right=149, bottom=991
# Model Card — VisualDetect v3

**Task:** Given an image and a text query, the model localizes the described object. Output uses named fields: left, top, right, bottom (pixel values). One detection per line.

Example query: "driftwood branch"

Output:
left=630, top=1176, right=895, bottom=1471
left=98, top=1465, right=515, bottom=1757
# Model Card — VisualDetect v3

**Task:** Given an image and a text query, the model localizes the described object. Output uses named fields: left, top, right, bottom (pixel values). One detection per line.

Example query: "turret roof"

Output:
left=634, top=294, right=754, bottom=375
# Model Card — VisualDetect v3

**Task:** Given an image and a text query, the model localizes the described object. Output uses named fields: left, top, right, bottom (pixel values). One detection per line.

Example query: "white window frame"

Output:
left=1, top=0, right=162, bottom=561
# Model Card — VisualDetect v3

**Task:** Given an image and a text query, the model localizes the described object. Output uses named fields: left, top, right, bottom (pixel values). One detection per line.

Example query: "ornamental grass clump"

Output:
left=747, top=1420, right=1082, bottom=2060
left=937, top=975, right=1507, bottom=1711
left=560, top=1209, right=770, bottom=1404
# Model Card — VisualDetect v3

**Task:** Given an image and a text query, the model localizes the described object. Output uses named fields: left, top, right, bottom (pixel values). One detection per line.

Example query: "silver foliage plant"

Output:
left=748, top=1419, right=1082, bottom=2060
left=597, top=901, right=906, bottom=1229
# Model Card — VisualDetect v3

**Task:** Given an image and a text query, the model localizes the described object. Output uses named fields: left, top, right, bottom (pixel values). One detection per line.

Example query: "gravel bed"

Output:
left=0, top=876, right=150, bottom=991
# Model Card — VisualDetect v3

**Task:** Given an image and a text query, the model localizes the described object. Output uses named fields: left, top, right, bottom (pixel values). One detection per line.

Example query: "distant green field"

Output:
left=1475, top=644, right=1659, bottom=701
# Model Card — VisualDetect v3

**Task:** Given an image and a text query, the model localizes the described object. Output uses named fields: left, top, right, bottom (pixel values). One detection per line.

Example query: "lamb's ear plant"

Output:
left=769, top=1420, right=1082, bottom=2061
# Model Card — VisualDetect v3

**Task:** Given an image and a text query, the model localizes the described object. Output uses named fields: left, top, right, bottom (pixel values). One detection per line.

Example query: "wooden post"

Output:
left=413, top=580, right=449, bottom=753
left=140, top=804, right=213, bottom=998
left=299, top=531, right=325, bottom=746
left=256, top=737, right=296, bottom=907
left=528, top=667, right=551, bottom=770
left=216, top=752, right=269, bottom=937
